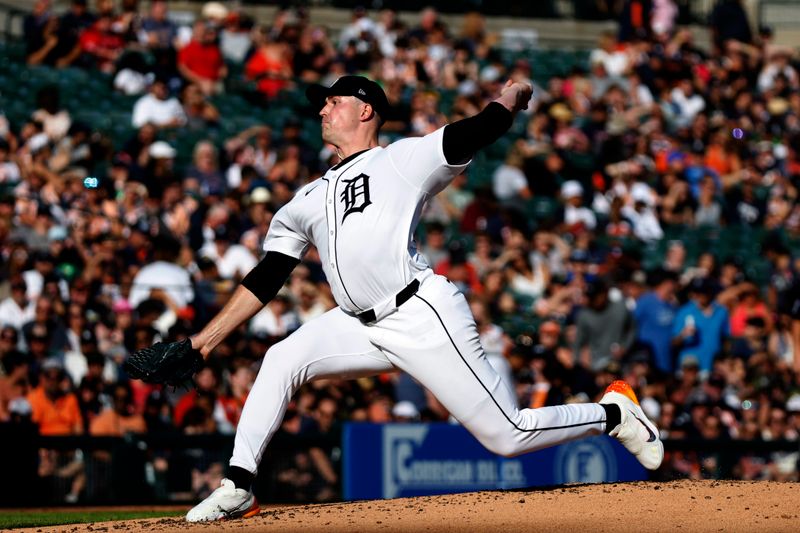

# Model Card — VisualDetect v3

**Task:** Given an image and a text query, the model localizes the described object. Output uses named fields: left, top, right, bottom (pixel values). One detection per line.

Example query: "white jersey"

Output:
left=263, top=126, right=468, bottom=313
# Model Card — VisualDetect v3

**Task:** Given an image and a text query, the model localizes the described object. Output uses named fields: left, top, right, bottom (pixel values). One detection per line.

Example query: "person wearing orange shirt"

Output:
left=27, top=359, right=82, bottom=436
left=89, top=382, right=146, bottom=436
left=27, top=359, right=84, bottom=503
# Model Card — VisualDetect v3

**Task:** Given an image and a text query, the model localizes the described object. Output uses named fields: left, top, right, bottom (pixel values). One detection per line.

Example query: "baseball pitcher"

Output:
left=125, top=76, right=663, bottom=521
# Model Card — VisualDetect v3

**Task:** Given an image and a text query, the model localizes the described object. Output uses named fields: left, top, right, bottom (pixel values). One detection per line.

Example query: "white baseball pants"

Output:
left=230, top=274, right=608, bottom=474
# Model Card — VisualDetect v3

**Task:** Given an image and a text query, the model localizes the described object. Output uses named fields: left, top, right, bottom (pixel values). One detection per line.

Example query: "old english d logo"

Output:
left=340, top=173, right=372, bottom=222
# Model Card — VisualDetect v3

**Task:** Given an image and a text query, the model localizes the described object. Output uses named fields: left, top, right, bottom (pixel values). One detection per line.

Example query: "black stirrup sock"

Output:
left=228, top=466, right=255, bottom=491
left=602, top=403, right=622, bottom=433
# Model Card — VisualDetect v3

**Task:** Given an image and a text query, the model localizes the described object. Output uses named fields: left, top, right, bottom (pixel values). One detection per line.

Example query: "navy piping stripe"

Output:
left=413, top=293, right=606, bottom=433
left=331, top=156, right=368, bottom=312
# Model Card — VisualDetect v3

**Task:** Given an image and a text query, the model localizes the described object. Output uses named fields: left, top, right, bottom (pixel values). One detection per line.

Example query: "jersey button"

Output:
left=328, top=199, right=332, bottom=204
left=330, top=230, right=334, bottom=235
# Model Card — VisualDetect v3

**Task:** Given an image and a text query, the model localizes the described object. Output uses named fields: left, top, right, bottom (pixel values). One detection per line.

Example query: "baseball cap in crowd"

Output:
left=680, top=355, right=700, bottom=370
left=249, top=187, right=271, bottom=205
left=688, top=276, right=715, bottom=295
left=392, top=401, right=420, bottom=420
left=631, top=183, right=654, bottom=206
left=202, top=1, right=229, bottom=21
left=560, top=180, right=583, bottom=200
left=306, top=76, right=390, bottom=123
left=149, top=141, right=176, bottom=159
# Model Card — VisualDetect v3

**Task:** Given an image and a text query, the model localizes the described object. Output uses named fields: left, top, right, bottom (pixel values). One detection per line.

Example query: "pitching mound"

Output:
left=24, top=480, right=800, bottom=533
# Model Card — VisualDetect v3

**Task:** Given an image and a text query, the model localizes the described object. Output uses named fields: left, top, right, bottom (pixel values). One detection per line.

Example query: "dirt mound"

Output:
left=23, top=480, right=800, bottom=533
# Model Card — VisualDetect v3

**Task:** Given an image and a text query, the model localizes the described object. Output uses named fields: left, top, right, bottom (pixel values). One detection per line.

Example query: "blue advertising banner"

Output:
left=343, top=423, right=647, bottom=500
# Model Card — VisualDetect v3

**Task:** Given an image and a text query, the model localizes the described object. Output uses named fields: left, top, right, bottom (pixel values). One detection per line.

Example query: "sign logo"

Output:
left=340, top=173, right=372, bottom=222
left=381, top=425, right=527, bottom=498
left=554, top=437, right=617, bottom=484
left=383, top=425, right=429, bottom=498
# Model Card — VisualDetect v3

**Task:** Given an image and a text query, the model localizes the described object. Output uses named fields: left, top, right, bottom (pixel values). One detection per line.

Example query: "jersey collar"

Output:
left=331, top=148, right=372, bottom=171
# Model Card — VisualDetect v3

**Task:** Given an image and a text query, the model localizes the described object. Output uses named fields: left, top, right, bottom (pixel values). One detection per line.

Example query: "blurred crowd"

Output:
left=2, top=0, right=800, bottom=503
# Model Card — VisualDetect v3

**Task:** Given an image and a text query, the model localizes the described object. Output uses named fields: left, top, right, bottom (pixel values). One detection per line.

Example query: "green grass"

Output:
left=0, top=510, right=182, bottom=529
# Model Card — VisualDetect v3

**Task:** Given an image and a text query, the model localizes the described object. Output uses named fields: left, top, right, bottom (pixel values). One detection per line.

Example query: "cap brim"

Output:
left=306, top=84, right=331, bottom=112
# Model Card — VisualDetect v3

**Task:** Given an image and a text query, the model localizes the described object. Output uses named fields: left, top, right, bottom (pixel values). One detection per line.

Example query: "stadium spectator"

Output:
left=250, top=293, right=298, bottom=338
left=24, top=0, right=60, bottom=66
left=181, top=83, right=220, bottom=130
left=27, top=359, right=82, bottom=435
left=0, top=349, right=30, bottom=421
left=32, top=85, right=71, bottom=142
left=57, top=0, right=97, bottom=69
left=218, top=360, right=255, bottom=429
left=177, top=20, right=227, bottom=96
left=560, top=180, right=597, bottom=233
left=672, top=277, right=730, bottom=375
left=128, top=235, right=194, bottom=310
left=132, top=78, right=187, bottom=130
left=78, top=13, right=126, bottom=73
left=0, top=277, right=36, bottom=331
left=245, top=26, right=294, bottom=101
left=634, top=269, right=678, bottom=373
left=708, top=0, right=752, bottom=49
left=89, top=381, right=146, bottom=435
left=574, top=278, right=637, bottom=371
left=138, top=0, right=177, bottom=50
left=199, top=225, right=257, bottom=281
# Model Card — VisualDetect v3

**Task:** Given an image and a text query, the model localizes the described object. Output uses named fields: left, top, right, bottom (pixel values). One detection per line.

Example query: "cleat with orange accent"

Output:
left=600, top=380, right=664, bottom=470
left=186, top=478, right=260, bottom=522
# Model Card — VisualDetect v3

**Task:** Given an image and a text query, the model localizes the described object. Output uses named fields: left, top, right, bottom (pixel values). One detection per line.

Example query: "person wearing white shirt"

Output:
left=129, top=237, right=194, bottom=309
left=131, top=78, right=187, bottom=129
left=589, top=33, right=630, bottom=78
left=200, top=226, right=259, bottom=281
left=492, top=148, right=531, bottom=202
left=622, top=188, right=664, bottom=242
left=249, top=295, right=298, bottom=337
left=0, top=278, right=36, bottom=331
left=561, top=180, right=597, bottom=231
left=668, top=79, right=705, bottom=128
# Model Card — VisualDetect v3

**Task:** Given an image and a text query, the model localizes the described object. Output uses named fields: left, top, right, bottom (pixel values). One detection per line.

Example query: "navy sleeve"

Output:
left=241, top=251, right=300, bottom=304
left=442, top=102, right=514, bottom=164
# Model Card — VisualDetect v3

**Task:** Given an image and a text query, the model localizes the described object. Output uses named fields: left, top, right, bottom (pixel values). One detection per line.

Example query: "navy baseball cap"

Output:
left=306, top=76, right=389, bottom=123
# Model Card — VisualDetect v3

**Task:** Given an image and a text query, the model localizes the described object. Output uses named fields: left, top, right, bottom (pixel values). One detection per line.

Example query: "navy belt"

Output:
left=356, top=279, right=420, bottom=324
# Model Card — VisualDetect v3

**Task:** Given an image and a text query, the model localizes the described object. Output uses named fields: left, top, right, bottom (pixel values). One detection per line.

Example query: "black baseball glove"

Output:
left=123, top=338, right=204, bottom=388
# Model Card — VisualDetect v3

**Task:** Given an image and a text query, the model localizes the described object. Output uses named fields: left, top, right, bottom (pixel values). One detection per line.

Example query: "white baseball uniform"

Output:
left=230, top=126, right=608, bottom=474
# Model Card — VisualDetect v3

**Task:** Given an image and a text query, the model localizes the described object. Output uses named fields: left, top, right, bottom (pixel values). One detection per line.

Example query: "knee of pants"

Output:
left=471, top=426, right=524, bottom=458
